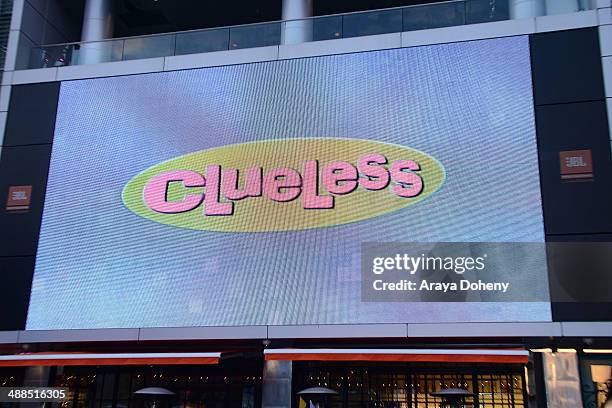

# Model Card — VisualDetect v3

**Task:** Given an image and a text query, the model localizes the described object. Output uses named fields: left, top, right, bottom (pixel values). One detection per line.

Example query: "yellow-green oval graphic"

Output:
left=122, top=138, right=445, bottom=232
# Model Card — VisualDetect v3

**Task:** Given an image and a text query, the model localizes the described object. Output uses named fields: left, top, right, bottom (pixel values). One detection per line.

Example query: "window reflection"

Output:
left=50, top=364, right=262, bottom=408
left=293, top=363, right=525, bottom=408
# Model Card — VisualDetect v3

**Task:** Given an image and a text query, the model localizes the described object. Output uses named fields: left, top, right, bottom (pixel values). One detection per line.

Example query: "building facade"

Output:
left=0, top=0, right=612, bottom=407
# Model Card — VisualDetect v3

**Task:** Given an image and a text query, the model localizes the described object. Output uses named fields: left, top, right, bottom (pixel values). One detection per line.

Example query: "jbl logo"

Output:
left=559, top=150, right=593, bottom=181
left=6, top=185, right=32, bottom=212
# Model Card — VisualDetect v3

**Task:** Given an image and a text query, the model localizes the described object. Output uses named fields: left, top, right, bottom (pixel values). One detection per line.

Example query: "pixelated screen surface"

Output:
left=26, top=35, right=550, bottom=329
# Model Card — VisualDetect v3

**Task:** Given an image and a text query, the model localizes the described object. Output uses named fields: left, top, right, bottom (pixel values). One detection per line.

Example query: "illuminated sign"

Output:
left=6, top=185, right=32, bottom=212
left=559, top=149, right=593, bottom=181
left=122, top=139, right=445, bottom=232
left=27, top=36, right=550, bottom=329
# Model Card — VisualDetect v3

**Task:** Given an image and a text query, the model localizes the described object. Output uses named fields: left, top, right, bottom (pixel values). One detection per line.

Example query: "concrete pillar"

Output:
left=21, top=366, right=51, bottom=387
left=545, top=0, right=580, bottom=15
left=262, top=360, right=292, bottom=408
left=20, top=366, right=52, bottom=408
left=281, top=0, right=313, bottom=45
left=541, top=351, right=584, bottom=407
left=509, top=0, right=546, bottom=19
left=79, top=0, right=113, bottom=64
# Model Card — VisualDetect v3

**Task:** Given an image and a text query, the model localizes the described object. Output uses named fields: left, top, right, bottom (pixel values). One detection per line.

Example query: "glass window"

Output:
left=101, top=373, right=115, bottom=400
left=293, top=363, right=525, bottom=408
left=29, top=45, right=75, bottom=69
left=342, top=9, right=403, bottom=38
left=403, top=2, right=466, bottom=31
left=116, top=373, right=132, bottom=401
left=312, top=16, right=342, bottom=41
left=123, top=35, right=175, bottom=60
left=175, top=29, right=230, bottom=55
left=466, top=0, right=510, bottom=24
left=72, top=40, right=124, bottom=65
left=229, top=23, right=281, bottom=50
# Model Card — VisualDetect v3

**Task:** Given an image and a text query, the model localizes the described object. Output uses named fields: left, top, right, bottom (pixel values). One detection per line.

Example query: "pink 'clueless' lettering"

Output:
left=142, top=153, right=424, bottom=216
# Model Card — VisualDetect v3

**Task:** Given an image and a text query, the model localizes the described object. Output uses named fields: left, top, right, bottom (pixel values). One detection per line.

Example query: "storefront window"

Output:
left=50, top=364, right=262, bottom=408
left=579, top=353, right=612, bottom=408
left=0, top=368, right=23, bottom=408
left=293, top=363, right=525, bottom=408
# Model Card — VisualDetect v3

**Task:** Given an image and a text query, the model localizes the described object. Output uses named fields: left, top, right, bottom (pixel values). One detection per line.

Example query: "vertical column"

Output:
left=541, top=351, right=584, bottom=407
left=79, top=0, right=114, bottom=64
left=19, top=366, right=52, bottom=408
left=21, top=366, right=51, bottom=387
left=281, top=0, right=313, bottom=45
left=526, top=353, right=546, bottom=408
left=261, top=360, right=292, bottom=408
left=509, top=0, right=546, bottom=19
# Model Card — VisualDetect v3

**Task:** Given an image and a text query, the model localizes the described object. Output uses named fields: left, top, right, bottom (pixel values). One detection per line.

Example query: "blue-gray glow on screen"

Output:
left=27, top=35, right=550, bottom=329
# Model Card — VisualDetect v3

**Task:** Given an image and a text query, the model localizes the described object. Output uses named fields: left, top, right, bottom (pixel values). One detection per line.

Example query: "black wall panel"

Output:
left=4, top=82, right=60, bottom=146
left=0, top=144, right=53, bottom=257
left=531, top=28, right=612, bottom=321
left=0, top=82, right=59, bottom=330
left=547, top=234, right=612, bottom=321
left=535, top=101, right=612, bottom=235
left=530, top=28, right=606, bottom=105
left=0, top=257, right=35, bottom=330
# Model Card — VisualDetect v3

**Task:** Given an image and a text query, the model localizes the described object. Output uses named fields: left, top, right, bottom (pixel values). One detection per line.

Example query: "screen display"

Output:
left=26, top=35, right=550, bottom=329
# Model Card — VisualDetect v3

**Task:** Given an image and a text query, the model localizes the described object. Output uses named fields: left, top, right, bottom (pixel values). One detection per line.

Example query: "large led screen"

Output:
left=27, top=35, right=551, bottom=329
